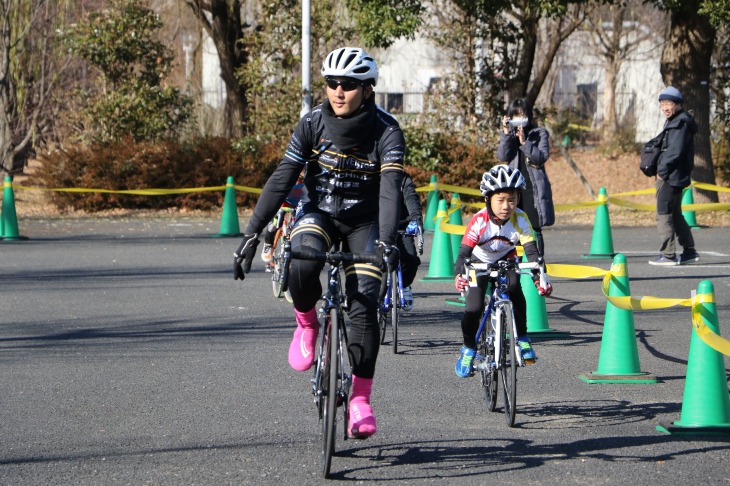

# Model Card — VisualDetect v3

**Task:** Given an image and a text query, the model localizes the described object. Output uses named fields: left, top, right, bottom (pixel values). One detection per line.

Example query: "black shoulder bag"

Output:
left=639, top=129, right=666, bottom=177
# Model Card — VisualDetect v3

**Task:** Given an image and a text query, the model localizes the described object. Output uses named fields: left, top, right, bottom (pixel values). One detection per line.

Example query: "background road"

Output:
left=2, top=215, right=730, bottom=484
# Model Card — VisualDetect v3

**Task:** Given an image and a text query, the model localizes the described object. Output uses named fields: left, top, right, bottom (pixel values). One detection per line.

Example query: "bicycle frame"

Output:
left=470, top=259, right=544, bottom=371
left=380, top=263, right=404, bottom=313
left=271, top=207, right=293, bottom=250
left=474, top=274, right=521, bottom=371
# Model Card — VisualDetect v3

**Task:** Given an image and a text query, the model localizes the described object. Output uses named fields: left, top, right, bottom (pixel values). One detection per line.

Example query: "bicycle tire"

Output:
left=480, top=309, right=498, bottom=412
left=321, top=309, right=338, bottom=478
left=271, top=234, right=284, bottom=298
left=500, top=303, right=517, bottom=427
left=391, top=271, right=399, bottom=354
left=378, top=305, right=387, bottom=344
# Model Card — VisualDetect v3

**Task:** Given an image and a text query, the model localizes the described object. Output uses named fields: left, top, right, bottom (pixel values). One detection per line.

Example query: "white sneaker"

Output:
left=260, top=244, right=273, bottom=263
left=402, top=286, right=414, bottom=311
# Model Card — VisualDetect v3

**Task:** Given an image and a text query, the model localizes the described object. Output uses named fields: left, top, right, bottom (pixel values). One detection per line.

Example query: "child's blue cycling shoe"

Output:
left=518, top=336, right=536, bottom=361
left=455, top=346, right=476, bottom=377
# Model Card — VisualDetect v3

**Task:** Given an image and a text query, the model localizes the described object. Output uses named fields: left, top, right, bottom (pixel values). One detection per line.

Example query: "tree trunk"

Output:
left=509, top=12, right=538, bottom=102
left=0, top=11, right=15, bottom=178
left=661, top=3, right=718, bottom=203
left=187, top=0, right=249, bottom=138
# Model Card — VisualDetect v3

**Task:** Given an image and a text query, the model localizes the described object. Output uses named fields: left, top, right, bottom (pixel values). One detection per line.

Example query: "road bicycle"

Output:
left=465, top=257, right=545, bottom=427
left=280, top=240, right=384, bottom=478
left=378, top=227, right=423, bottom=354
left=270, top=206, right=295, bottom=301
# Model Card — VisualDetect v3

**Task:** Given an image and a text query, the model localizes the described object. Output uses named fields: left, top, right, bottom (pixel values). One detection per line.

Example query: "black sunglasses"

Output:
left=325, top=78, right=363, bottom=92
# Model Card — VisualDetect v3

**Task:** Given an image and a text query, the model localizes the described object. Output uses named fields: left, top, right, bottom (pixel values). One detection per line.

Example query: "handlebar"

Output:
left=290, top=249, right=381, bottom=265
left=464, top=257, right=546, bottom=282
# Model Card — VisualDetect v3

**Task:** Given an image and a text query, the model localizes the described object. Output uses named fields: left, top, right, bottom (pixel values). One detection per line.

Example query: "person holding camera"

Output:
left=496, top=98, right=554, bottom=255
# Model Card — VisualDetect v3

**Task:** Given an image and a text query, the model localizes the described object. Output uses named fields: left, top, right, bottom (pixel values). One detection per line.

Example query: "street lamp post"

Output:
left=301, top=0, right=312, bottom=118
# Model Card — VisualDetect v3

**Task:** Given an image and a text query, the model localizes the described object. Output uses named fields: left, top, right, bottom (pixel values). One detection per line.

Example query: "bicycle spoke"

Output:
left=480, top=318, right=498, bottom=412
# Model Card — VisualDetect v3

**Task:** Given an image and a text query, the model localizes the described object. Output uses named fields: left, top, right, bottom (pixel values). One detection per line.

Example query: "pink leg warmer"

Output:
left=348, top=375, right=376, bottom=439
left=288, top=308, right=319, bottom=371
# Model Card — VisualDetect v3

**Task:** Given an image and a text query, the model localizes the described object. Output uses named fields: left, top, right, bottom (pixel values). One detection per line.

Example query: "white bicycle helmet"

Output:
left=480, top=164, right=526, bottom=196
left=321, top=47, right=378, bottom=86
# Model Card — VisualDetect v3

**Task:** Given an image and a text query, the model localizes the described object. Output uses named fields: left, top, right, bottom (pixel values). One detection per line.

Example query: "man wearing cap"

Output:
left=648, top=86, right=700, bottom=266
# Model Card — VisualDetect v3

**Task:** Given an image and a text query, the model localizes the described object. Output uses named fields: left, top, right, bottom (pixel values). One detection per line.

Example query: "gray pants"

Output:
left=655, top=178, right=694, bottom=257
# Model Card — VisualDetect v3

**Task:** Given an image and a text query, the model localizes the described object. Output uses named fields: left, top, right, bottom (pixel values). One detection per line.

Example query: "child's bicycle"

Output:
left=465, top=257, right=546, bottom=427
left=270, top=206, right=295, bottom=301
left=280, top=240, right=387, bottom=478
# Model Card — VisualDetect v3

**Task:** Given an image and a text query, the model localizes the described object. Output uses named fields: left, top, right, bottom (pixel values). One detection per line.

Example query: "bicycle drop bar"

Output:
left=290, top=250, right=382, bottom=265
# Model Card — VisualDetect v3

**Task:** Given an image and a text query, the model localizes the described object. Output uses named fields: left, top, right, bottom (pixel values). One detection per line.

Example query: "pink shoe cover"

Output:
left=348, top=376, right=376, bottom=439
left=288, top=308, right=319, bottom=371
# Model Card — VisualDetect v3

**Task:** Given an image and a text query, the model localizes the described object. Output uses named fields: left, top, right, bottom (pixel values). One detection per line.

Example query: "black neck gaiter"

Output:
left=321, top=95, right=377, bottom=150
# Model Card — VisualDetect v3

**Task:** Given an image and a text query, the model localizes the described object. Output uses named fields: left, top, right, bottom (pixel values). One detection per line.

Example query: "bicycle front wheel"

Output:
left=321, top=309, right=339, bottom=478
left=378, top=300, right=388, bottom=345
left=479, top=311, right=498, bottom=412
left=499, top=304, right=517, bottom=427
left=271, top=235, right=284, bottom=298
left=391, top=272, right=399, bottom=354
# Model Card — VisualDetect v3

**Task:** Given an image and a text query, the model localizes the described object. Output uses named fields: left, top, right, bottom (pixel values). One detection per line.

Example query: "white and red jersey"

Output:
left=460, top=207, right=536, bottom=264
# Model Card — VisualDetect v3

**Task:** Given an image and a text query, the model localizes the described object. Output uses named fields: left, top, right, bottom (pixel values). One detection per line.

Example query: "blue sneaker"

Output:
left=517, top=336, right=536, bottom=361
left=455, top=346, right=476, bottom=377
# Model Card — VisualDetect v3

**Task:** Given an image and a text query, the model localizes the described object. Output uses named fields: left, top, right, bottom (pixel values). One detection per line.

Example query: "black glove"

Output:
left=375, top=244, right=400, bottom=269
left=233, top=233, right=259, bottom=280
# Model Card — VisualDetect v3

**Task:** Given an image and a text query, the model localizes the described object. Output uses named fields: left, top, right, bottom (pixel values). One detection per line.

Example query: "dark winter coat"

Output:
left=657, top=110, right=697, bottom=188
left=496, top=125, right=555, bottom=228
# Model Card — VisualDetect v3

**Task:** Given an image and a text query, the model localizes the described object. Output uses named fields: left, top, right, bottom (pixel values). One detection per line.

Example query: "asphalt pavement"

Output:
left=2, top=214, right=730, bottom=484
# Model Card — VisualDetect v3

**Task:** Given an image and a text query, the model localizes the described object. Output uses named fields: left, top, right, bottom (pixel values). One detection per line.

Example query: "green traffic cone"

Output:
left=657, top=280, right=730, bottom=435
left=211, top=176, right=242, bottom=238
left=520, top=252, right=567, bottom=338
left=582, top=187, right=616, bottom=259
left=448, top=193, right=463, bottom=264
left=681, top=186, right=701, bottom=229
left=1, top=175, right=27, bottom=241
left=420, top=199, right=454, bottom=282
left=580, top=254, right=658, bottom=383
left=423, top=174, right=439, bottom=232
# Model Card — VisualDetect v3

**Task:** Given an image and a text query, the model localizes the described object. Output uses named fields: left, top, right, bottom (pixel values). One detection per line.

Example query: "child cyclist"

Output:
left=453, top=165, right=553, bottom=378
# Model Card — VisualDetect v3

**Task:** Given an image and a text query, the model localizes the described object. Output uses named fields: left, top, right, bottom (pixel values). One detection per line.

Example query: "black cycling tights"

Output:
left=461, top=269, right=527, bottom=350
left=288, top=212, right=382, bottom=379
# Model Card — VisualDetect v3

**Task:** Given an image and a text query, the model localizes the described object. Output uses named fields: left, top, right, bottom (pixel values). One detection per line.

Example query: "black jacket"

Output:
left=657, top=110, right=697, bottom=188
left=245, top=99, right=406, bottom=244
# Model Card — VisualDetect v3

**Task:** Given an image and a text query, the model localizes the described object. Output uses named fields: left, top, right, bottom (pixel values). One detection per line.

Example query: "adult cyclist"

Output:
left=233, top=47, right=405, bottom=440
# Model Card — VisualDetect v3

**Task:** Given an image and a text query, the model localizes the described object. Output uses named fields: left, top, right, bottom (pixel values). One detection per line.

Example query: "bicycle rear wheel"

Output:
left=321, top=310, right=338, bottom=478
left=391, top=272, right=399, bottom=354
left=479, top=311, right=498, bottom=412
left=499, top=304, right=517, bottom=427
left=271, top=234, right=284, bottom=298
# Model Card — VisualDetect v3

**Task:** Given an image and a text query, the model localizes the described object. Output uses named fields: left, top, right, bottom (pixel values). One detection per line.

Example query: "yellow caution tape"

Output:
left=12, top=184, right=263, bottom=195
left=545, top=263, right=608, bottom=279
left=610, top=188, right=655, bottom=197
left=691, top=293, right=730, bottom=355
left=554, top=201, right=604, bottom=211
left=693, top=182, right=730, bottom=193
left=607, top=197, right=656, bottom=212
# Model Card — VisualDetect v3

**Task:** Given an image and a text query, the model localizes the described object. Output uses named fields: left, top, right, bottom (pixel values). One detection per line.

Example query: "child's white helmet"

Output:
left=480, top=164, right=526, bottom=196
